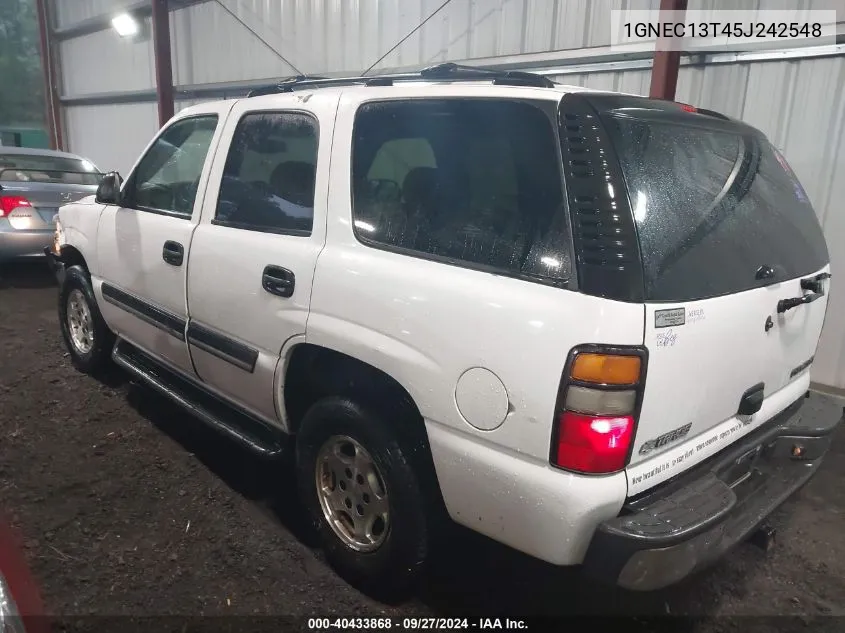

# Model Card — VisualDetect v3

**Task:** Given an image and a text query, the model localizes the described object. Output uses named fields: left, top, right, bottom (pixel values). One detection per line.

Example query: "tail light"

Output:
left=0, top=195, right=32, bottom=218
left=551, top=347, right=647, bottom=474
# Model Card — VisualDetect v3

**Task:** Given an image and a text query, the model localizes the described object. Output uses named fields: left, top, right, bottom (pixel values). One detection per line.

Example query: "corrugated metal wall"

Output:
left=65, top=102, right=158, bottom=173
left=55, top=0, right=845, bottom=388
left=169, top=0, right=661, bottom=82
left=61, top=22, right=156, bottom=94
left=170, top=0, right=843, bottom=80
left=55, top=0, right=131, bottom=27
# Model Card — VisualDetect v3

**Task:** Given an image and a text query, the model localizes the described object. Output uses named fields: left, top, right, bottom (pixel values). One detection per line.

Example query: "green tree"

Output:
left=0, top=0, right=45, bottom=126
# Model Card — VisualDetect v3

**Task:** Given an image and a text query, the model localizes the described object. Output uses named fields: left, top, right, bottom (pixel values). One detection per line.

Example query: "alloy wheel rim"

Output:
left=66, top=289, right=94, bottom=355
left=315, top=434, right=390, bottom=552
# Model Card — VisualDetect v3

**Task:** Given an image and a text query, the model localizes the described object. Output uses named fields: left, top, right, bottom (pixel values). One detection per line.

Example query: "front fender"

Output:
left=57, top=202, right=107, bottom=276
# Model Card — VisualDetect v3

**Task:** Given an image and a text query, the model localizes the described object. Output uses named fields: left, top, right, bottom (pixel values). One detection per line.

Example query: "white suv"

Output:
left=47, top=64, right=841, bottom=596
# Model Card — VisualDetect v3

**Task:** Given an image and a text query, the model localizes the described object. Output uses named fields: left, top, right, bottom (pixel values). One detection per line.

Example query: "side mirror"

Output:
left=95, top=171, right=123, bottom=205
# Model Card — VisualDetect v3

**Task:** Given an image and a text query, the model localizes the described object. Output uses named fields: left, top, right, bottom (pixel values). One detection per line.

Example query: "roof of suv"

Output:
left=177, top=63, right=636, bottom=116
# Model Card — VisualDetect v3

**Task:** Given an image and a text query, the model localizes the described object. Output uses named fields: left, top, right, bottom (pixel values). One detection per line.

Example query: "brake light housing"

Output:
left=551, top=345, right=648, bottom=475
left=0, top=195, right=32, bottom=218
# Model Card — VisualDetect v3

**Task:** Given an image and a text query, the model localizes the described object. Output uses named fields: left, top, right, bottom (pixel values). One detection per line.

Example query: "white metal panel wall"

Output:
left=688, top=0, right=845, bottom=10
left=65, top=102, right=158, bottom=175
left=60, top=22, right=155, bottom=96
left=552, top=69, right=651, bottom=94
left=169, top=0, right=666, bottom=84
left=55, top=0, right=138, bottom=28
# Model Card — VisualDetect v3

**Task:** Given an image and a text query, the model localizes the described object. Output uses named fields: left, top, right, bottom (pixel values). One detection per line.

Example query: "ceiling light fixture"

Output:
left=111, top=13, right=139, bottom=38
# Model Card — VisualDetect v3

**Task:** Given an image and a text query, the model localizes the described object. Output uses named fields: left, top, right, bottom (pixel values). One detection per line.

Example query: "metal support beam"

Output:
left=649, top=0, right=688, bottom=100
left=152, top=0, right=175, bottom=127
left=34, top=0, right=64, bottom=150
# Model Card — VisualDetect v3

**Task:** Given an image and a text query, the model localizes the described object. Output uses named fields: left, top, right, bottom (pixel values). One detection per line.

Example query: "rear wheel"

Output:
left=59, top=265, right=114, bottom=374
left=296, top=397, right=429, bottom=598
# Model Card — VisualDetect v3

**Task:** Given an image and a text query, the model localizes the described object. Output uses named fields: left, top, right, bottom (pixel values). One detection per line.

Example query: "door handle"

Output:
left=162, top=240, right=184, bottom=266
left=262, top=265, right=295, bottom=298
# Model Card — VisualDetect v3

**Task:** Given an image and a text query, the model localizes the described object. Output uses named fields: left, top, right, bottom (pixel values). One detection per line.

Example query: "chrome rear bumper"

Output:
left=583, top=392, right=844, bottom=591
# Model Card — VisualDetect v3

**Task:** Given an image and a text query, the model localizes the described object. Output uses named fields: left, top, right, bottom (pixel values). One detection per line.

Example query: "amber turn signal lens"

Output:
left=571, top=353, right=641, bottom=385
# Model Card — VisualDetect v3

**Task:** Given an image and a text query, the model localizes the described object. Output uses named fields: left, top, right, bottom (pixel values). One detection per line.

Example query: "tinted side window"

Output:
left=126, top=116, right=218, bottom=217
left=609, top=118, right=829, bottom=301
left=352, top=99, right=572, bottom=283
left=215, top=112, right=318, bottom=235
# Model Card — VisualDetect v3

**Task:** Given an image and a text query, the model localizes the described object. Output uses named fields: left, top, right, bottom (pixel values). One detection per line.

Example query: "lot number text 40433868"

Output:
left=307, top=618, right=529, bottom=630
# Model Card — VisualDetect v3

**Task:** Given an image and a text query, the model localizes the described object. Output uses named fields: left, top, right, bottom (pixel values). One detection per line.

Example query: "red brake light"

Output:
left=556, top=412, right=634, bottom=473
left=679, top=103, right=697, bottom=112
left=551, top=347, right=646, bottom=474
left=0, top=195, right=32, bottom=217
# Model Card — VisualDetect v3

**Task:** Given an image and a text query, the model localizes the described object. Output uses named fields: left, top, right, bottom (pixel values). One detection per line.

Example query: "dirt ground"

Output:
left=2, top=261, right=845, bottom=632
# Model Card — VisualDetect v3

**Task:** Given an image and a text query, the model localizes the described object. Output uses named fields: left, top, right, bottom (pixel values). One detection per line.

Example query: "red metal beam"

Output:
left=151, top=0, right=175, bottom=127
left=648, top=0, right=688, bottom=101
left=34, top=0, right=64, bottom=150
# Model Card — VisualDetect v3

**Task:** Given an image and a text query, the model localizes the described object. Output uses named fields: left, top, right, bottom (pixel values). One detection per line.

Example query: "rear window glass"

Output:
left=352, top=99, right=573, bottom=283
left=0, top=154, right=100, bottom=185
left=607, top=118, right=829, bottom=301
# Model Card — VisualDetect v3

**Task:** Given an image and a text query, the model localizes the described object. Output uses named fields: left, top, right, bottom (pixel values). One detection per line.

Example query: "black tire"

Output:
left=58, top=265, right=115, bottom=375
left=296, top=397, right=429, bottom=599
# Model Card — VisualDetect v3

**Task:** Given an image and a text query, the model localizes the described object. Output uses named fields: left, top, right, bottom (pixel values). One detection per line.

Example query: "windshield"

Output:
left=606, top=117, right=829, bottom=301
left=0, top=154, right=101, bottom=185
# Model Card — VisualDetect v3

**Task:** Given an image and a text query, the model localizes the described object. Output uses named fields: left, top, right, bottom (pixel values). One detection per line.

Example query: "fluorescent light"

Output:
left=111, top=13, right=139, bottom=37
left=354, top=220, right=376, bottom=232
left=540, top=256, right=561, bottom=268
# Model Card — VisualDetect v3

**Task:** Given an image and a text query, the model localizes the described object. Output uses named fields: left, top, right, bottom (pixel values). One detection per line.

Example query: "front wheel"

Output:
left=296, top=397, right=429, bottom=598
left=58, top=265, right=114, bottom=374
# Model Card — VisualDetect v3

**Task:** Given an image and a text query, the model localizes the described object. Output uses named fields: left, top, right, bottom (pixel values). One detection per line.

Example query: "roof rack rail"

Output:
left=246, top=63, right=555, bottom=97
left=418, top=62, right=555, bottom=88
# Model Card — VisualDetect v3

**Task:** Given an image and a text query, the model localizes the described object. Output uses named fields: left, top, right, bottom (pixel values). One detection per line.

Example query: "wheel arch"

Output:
left=282, top=342, right=446, bottom=511
left=59, top=244, right=88, bottom=274
left=283, top=342, right=426, bottom=435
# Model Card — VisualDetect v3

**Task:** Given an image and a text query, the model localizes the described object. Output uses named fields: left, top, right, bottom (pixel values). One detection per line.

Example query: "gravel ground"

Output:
left=2, top=260, right=845, bottom=632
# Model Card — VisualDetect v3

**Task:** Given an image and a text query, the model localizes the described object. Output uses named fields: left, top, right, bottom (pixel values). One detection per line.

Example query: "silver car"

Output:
left=0, top=147, right=101, bottom=261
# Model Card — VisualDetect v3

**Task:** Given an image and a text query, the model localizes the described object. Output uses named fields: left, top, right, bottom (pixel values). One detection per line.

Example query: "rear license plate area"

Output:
left=722, top=444, right=765, bottom=488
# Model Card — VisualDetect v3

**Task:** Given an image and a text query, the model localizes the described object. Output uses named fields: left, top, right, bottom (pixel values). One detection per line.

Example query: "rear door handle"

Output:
left=262, top=265, right=295, bottom=298
left=162, top=240, right=184, bottom=266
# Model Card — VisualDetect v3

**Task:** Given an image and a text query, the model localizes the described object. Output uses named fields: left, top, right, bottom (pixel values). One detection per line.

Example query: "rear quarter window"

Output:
left=606, top=117, right=829, bottom=301
left=351, top=98, right=574, bottom=285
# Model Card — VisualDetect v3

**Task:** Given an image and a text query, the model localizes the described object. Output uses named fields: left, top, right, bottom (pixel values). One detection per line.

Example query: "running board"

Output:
left=112, top=339, right=288, bottom=457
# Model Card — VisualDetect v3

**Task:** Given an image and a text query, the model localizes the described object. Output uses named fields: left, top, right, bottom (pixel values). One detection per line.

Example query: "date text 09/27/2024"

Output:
left=307, top=618, right=529, bottom=630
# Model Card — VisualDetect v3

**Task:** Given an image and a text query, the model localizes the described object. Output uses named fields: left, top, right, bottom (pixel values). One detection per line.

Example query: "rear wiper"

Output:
left=777, top=272, right=831, bottom=313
